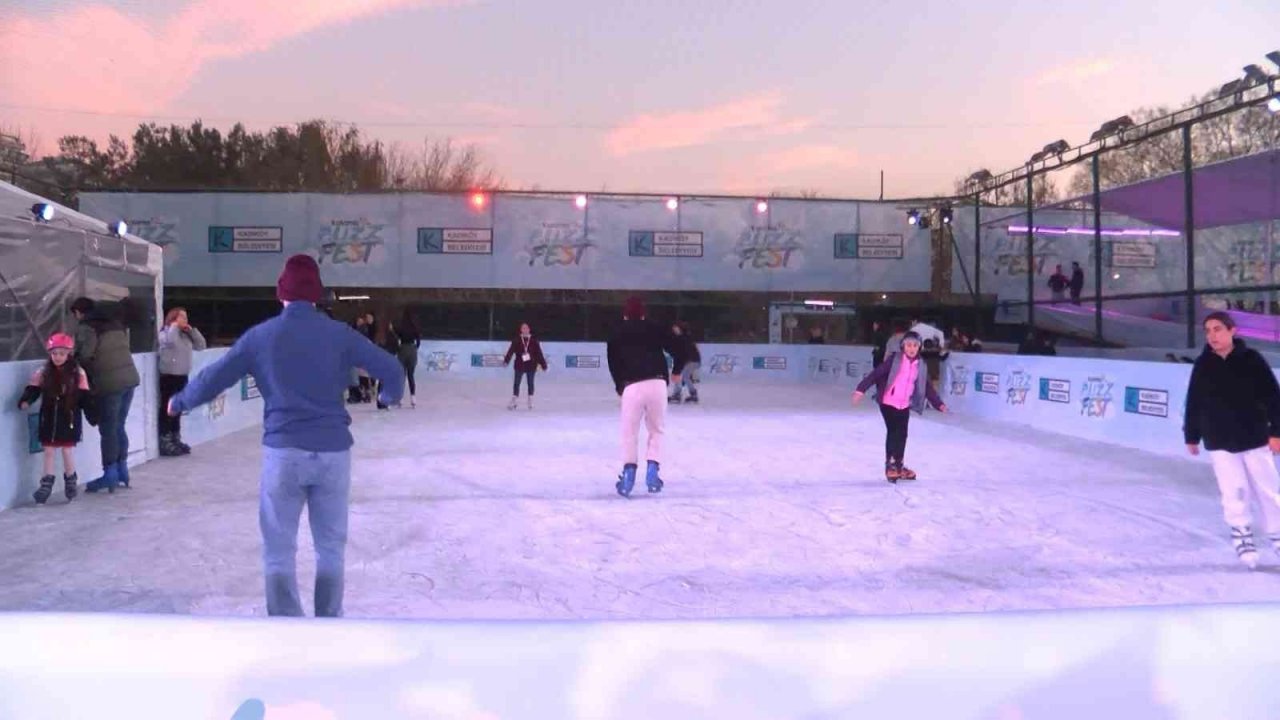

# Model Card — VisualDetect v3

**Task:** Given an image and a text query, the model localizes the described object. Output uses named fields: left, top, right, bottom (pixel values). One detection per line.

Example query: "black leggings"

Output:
left=159, top=374, right=188, bottom=435
left=879, top=403, right=910, bottom=463
left=400, top=354, right=417, bottom=396
left=513, top=368, right=536, bottom=396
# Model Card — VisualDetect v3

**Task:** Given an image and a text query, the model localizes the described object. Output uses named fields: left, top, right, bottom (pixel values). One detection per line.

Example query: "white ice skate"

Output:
left=1232, top=526, right=1260, bottom=570
left=507, top=396, right=518, bottom=410
left=527, top=397, right=534, bottom=410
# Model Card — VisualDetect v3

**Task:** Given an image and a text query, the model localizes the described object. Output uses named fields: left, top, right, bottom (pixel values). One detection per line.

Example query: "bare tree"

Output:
left=384, top=138, right=501, bottom=191
left=955, top=172, right=1060, bottom=207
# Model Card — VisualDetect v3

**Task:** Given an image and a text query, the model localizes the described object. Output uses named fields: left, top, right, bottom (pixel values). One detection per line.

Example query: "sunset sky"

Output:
left=2, top=0, right=1277, bottom=198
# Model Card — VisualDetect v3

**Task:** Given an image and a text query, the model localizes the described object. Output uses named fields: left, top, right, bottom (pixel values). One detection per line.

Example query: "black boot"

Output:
left=175, top=432, right=192, bottom=455
left=63, top=472, right=78, bottom=501
left=33, top=475, right=55, bottom=504
left=160, top=433, right=183, bottom=457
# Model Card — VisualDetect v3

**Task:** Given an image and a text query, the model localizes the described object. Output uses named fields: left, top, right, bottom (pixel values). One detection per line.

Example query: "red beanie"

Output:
left=623, top=296, right=646, bottom=319
left=277, top=254, right=324, bottom=304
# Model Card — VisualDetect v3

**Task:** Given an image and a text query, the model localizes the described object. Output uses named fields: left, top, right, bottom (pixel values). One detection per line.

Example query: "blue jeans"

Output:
left=259, top=447, right=352, bottom=617
left=97, top=386, right=135, bottom=466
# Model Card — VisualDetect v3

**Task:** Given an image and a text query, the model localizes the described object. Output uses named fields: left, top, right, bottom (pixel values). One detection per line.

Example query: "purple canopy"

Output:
left=1097, top=149, right=1280, bottom=231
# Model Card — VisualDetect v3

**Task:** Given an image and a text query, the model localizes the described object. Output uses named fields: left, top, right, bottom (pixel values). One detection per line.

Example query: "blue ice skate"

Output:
left=616, top=463, right=637, bottom=498
left=645, top=460, right=664, bottom=494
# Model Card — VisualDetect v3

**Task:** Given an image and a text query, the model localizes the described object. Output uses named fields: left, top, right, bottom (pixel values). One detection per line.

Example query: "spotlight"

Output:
left=109, top=220, right=127, bottom=237
left=1219, top=79, right=1246, bottom=98
left=755, top=200, right=768, bottom=214
left=880, top=294, right=888, bottom=300
left=470, top=192, right=487, bottom=209
left=666, top=197, right=679, bottom=211
left=1029, top=150, right=1048, bottom=164
left=30, top=203, right=53, bottom=222
left=966, top=169, right=992, bottom=184
left=1244, top=64, right=1270, bottom=85
left=1091, top=115, right=1135, bottom=142
left=907, top=209, right=920, bottom=226
left=574, top=194, right=588, bottom=209
left=940, top=207, right=953, bottom=225
left=1269, top=96, right=1280, bottom=114
left=1112, top=273, right=1121, bottom=280
left=1043, top=139, right=1070, bottom=155
left=1268, top=51, right=1280, bottom=71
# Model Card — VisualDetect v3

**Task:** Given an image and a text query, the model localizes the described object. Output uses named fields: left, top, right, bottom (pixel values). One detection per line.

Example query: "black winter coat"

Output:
left=607, top=319, right=679, bottom=395
left=1184, top=339, right=1280, bottom=452
left=19, top=362, right=90, bottom=446
left=669, top=334, right=701, bottom=374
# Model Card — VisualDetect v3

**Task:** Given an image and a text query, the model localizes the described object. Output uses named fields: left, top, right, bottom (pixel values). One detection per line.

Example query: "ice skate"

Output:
left=527, top=397, right=534, bottom=410
left=645, top=460, right=664, bottom=493
left=897, top=464, right=918, bottom=481
left=32, top=475, right=55, bottom=504
left=885, top=461, right=901, bottom=484
left=1231, top=526, right=1259, bottom=569
left=507, top=396, right=518, bottom=410
left=63, top=472, right=78, bottom=501
left=616, top=463, right=637, bottom=498
left=684, top=392, right=699, bottom=404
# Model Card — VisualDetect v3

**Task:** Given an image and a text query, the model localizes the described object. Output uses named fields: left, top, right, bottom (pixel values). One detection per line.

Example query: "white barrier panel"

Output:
left=943, top=352, right=1209, bottom=458
left=3, top=603, right=1279, bottom=718
left=1, top=353, right=158, bottom=510
left=1, top=349, right=260, bottom=511
left=419, top=341, right=880, bottom=389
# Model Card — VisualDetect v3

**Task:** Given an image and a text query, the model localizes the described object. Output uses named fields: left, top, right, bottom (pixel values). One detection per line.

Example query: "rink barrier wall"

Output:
left=4, top=602, right=1280, bottom=718
left=0, top=348, right=260, bottom=511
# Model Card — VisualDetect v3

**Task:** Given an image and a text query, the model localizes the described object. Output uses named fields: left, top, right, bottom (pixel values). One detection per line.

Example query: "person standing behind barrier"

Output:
left=396, top=310, right=422, bottom=408
left=167, top=254, right=404, bottom=617
left=1184, top=311, right=1280, bottom=570
left=1048, top=264, right=1069, bottom=303
left=668, top=322, right=701, bottom=404
left=504, top=323, right=548, bottom=410
left=83, top=300, right=141, bottom=493
left=607, top=296, right=679, bottom=497
left=157, top=307, right=207, bottom=457
left=852, top=331, right=948, bottom=484
left=1069, top=262, right=1085, bottom=305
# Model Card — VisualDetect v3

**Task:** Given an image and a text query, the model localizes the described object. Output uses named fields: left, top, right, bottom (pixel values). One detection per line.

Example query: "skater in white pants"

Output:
left=1184, top=311, right=1280, bottom=569
left=607, top=296, right=679, bottom=497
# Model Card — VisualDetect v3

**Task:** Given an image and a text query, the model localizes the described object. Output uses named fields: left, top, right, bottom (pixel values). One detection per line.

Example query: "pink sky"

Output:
left=1, top=0, right=1277, bottom=198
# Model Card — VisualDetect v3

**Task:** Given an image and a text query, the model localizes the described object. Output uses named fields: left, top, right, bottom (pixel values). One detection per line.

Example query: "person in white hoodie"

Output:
left=157, top=307, right=207, bottom=456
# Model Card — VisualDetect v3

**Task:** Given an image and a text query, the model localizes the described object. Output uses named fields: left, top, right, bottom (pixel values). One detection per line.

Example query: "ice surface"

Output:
left=3, top=380, right=1280, bottom=619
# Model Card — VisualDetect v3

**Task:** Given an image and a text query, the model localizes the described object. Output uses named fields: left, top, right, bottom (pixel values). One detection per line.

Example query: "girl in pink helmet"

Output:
left=17, top=333, right=91, bottom=504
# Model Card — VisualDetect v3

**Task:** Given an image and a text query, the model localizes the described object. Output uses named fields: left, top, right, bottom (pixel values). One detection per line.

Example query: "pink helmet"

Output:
left=46, top=333, right=74, bottom=352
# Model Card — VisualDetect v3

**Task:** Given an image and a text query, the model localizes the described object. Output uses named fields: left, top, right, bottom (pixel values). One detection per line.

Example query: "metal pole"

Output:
left=974, top=194, right=982, bottom=337
left=1092, top=155, right=1103, bottom=342
left=1183, top=124, right=1196, bottom=349
left=1026, top=171, right=1035, bottom=329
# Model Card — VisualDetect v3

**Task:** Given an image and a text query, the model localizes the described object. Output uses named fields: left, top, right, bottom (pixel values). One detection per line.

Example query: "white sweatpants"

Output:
left=621, top=378, right=667, bottom=465
left=1209, top=447, right=1280, bottom=533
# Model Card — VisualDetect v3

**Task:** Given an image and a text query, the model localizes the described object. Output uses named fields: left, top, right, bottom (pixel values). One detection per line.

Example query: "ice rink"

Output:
left=4, top=380, right=1280, bottom=620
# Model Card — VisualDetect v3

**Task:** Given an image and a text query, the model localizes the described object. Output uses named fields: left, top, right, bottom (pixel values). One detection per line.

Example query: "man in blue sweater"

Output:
left=168, top=254, right=404, bottom=617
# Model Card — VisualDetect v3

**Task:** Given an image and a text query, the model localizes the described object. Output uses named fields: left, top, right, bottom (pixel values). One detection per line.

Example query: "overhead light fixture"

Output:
left=1090, top=115, right=1135, bottom=142
left=803, top=299, right=835, bottom=307
left=666, top=197, right=679, bottom=211
left=1243, top=64, right=1270, bottom=85
left=967, top=169, right=992, bottom=184
left=880, top=294, right=888, bottom=301
left=1112, top=273, right=1121, bottom=280
left=1269, top=96, right=1280, bottom=114
left=939, top=207, right=953, bottom=225
left=470, top=192, right=487, bottom=209
left=337, top=295, right=371, bottom=301
left=755, top=200, right=768, bottom=214
left=1029, top=150, right=1049, bottom=164
left=906, top=209, right=920, bottom=226
left=109, top=220, right=127, bottom=237
left=31, top=203, right=53, bottom=222
left=1267, top=51, right=1280, bottom=71
left=574, top=194, right=588, bottom=209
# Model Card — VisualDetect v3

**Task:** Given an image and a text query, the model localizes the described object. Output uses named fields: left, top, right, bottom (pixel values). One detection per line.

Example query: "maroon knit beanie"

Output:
left=623, top=296, right=646, bottom=319
left=277, top=254, right=323, bottom=304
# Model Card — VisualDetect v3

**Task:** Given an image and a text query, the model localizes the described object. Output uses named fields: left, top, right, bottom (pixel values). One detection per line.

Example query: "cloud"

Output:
left=1034, top=57, right=1115, bottom=86
left=0, top=0, right=464, bottom=119
left=760, top=144, right=858, bottom=174
left=604, top=92, right=813, bottom=156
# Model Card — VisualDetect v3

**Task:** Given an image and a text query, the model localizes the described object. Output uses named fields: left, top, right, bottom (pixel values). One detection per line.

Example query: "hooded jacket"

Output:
left=856, top=351, right=945, bottom=415
left=1184, top=338, right=1280, bottom=452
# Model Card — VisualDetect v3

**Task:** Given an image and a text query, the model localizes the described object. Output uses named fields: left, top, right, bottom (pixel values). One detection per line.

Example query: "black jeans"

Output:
left=513, top=368, right=536, bottom=396
left=879, top=403, right=911, bottom=464
left=159, top=374, right=188, bottom=436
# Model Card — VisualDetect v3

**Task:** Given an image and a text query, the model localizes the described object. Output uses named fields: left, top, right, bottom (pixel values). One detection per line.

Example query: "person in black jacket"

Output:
left=667, top=321, right=701, bottom=404
left=1184, top=311, right=1280, bottom=569
left=17, top=333, right=91, bottom=504
left=396, top=310, right=422, bottom=408
left=607, top=296, right=679, bottom=497
left=503, top=322, right=549, bottom=410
